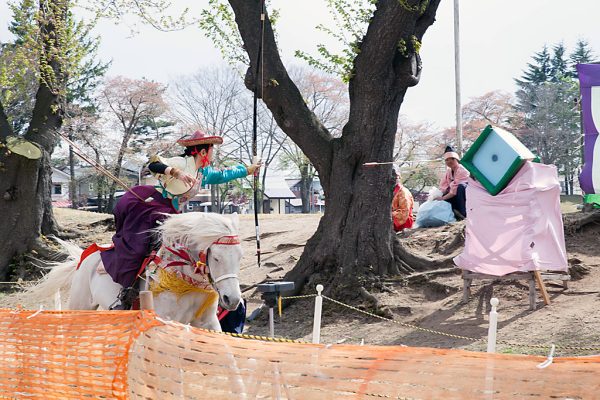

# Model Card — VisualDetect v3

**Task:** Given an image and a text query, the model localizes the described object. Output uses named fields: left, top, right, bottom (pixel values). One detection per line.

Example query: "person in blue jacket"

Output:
left=100, top=130, right=261, bottom=309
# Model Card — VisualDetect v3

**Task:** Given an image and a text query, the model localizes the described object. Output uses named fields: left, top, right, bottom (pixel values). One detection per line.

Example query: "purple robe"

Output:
left=100, top=185, right=177, bottom=288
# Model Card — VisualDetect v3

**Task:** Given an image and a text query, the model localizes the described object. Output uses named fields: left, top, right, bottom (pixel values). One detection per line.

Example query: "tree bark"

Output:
left=0, top=0, right=67, bottom=278
left=229, top=0, right=441, bottom=296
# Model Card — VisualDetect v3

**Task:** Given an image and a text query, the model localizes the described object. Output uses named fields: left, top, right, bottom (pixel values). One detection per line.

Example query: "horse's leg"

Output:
left=190, top=300, right=221, bottom=331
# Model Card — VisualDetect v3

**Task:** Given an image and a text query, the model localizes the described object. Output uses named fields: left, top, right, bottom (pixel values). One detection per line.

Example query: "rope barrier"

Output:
left=281, top=292, right=600, bottom=353
left=155, top=316, right=307, bottom=344
left=281, top=294, right=317, bottom=300
left=213, top=329, right=307, bottom=344
left=322, top=295, right=482, bottom=342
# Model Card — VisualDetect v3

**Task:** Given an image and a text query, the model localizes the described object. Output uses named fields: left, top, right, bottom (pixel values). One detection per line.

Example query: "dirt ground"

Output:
left=5, top=207, right=600, bottom=357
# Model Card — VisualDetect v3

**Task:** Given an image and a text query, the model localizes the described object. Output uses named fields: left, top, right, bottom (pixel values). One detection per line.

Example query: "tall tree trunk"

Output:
left=68, top=134, right=77, bottom=208
left=229, top=0, right=441, bottom=297
left=107, top=131, right=132, bottom=210
left=0, top=151, right=59, bottom=280
left=300, top=164, right=311, bottom=213
left=94, top=151, right=105, bottom=213
left=210, top=185, right=221, bottom=213
left=569, top=174, right=574, bottom=195
left=0, top=0, right=67, bottom=278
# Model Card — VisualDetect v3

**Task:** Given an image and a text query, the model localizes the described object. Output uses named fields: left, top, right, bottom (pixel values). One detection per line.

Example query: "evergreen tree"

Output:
left=550, top=43, right=568, bottom=82
left=515, top=45, right=551, bottom=113
left=1, top=0, right=109, bottom=131
left=568, top=39, right=597, bottom=78
left=0, top=0, right=109, bottom=277
left=514, top=40, right=597, bottom=194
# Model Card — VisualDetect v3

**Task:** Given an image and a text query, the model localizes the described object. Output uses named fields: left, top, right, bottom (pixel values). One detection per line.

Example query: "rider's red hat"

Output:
left=177, top=130, right=223, bottom=147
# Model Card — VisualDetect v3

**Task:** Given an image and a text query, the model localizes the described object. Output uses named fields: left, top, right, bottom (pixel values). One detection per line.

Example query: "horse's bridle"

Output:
left=197, top=235, right=241, bottom=286
left=162, top=235, right=241, bottom=289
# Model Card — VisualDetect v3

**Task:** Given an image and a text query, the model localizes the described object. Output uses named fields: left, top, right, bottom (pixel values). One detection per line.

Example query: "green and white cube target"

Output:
left=460, top=125, right=536, bottom=195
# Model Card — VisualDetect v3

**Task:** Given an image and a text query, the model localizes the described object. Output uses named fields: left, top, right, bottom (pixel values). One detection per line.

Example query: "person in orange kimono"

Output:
left=392, top=171, right=414, bottom=232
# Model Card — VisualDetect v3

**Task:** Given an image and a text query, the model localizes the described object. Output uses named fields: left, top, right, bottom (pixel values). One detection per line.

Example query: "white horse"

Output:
left=23, top=212, right=243, bottom=331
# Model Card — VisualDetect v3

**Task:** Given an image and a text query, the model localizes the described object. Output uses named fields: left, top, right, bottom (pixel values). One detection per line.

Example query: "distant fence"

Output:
left=0, top=309, right=599, bottom=399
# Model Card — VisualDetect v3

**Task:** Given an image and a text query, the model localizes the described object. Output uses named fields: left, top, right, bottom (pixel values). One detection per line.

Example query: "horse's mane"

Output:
left=157, top=212, right=240, bottom=251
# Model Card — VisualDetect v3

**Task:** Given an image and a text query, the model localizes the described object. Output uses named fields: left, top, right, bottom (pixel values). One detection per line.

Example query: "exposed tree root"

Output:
left=563, top=211, right=600, bottom=235
left=359, top=286, right=394, bottom=319
left=394, top=239, right=458, bottom=271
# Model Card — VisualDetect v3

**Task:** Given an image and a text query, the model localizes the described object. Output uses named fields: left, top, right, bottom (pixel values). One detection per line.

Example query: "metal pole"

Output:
left=453, top=0, right=463, bottom=156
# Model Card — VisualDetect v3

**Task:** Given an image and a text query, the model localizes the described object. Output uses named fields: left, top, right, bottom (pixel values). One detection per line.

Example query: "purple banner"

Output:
left=577, top=63, right=600, bottom=194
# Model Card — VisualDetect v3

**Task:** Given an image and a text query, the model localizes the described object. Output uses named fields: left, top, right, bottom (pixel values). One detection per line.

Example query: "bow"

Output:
left=57, top=131, right=147, bottom=203
left=251, top=0, right=266, bottom=268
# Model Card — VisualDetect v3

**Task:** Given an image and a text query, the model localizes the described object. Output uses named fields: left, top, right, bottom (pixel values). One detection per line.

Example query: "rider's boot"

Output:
left=110, top=286, right=140, bottom=310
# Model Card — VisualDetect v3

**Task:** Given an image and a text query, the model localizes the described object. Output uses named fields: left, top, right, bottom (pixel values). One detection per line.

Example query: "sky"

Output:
left=1, top=0, right=600, bottom=130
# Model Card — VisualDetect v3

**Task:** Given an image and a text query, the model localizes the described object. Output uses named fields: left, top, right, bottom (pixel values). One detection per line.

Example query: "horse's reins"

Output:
left=164, top=235, right=241, bottom=288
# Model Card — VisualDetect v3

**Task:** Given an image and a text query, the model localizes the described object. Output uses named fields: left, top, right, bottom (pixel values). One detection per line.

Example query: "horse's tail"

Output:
left=23, top=238, right=83, bottom=301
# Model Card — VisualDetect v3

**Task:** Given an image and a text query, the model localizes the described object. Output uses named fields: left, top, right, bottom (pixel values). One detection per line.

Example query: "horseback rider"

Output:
left=100, top=130, right=261, bottom=309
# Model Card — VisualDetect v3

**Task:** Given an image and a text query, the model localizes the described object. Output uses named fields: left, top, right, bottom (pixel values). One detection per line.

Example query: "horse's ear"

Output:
left=230, top=212, right=240, bottom=231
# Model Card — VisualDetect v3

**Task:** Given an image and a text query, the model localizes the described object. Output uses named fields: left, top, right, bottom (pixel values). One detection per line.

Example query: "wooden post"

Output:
left=139, top=290, right=154, bottom=310
left=533, top=271, right=551, bottom=306
left=462, top=276, right=472, bottom=304
left=528, top=277, right=536, bottom=310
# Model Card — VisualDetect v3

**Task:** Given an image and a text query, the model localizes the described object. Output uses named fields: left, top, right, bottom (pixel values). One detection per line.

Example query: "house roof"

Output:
left=51, top=168, right=70, bottom=183
left=263, top=176, right=296, bottom=199
left=284, top=178, right=301, bottom=188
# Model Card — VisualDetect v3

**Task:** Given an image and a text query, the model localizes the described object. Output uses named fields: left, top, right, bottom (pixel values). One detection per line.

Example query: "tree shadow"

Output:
left=388, top=283, right=535, bottom=349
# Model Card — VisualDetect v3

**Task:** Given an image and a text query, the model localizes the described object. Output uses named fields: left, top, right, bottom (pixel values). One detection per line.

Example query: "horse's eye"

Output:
left=213, top=257, right=219, bottom=263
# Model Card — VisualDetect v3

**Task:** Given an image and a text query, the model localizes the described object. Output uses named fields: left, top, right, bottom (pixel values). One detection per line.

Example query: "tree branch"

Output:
left=24, top=0, right=68, bottom=152
left=355, top=0, right=417, bottom=79
left=228, top=0, right=333, bottom=176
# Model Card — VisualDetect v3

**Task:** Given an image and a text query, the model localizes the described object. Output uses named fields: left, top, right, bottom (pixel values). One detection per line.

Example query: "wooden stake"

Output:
left=139, top=291, right=154, bottom=310
left=533, top=271, right=551, bottom=305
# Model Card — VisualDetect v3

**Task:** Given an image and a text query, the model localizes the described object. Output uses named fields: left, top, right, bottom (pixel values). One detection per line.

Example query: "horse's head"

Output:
left=157, top=212, right=243, bottom=311
left=205, top=235, right=243, bottom=310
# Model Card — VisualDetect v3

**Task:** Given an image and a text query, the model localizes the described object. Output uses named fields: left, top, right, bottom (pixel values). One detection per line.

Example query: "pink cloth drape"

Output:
left=454, top=162, right=567, bottom=276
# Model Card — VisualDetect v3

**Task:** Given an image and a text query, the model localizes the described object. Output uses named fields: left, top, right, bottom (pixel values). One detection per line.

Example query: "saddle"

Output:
left=77, top=244, right=161, bottom=311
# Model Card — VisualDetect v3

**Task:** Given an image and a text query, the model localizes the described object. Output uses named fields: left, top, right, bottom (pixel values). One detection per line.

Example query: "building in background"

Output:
left=262, top=176, right=296, bottom=214
left=51, top=168, right=71, bottom=207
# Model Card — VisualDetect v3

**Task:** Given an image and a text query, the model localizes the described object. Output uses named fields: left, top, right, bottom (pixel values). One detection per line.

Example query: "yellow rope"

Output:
left=201, top=327, right=307, bottom=343
left=321, top=296, right=600, bottom=352
left=150, top=269, right=218, bottom=319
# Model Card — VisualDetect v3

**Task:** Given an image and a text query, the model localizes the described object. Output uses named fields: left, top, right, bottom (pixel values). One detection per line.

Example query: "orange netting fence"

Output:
left=0, top=309, right=160, bottom=399
left=0, top=309, right=599, bottom=399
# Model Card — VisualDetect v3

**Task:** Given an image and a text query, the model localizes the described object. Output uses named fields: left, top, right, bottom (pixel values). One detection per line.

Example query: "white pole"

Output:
left=487, top=298, right=499, bottom=353
left=453, top=0, right=463, bottom=155
left=312, top=284, right=324, bottom=344
left=268, top=307, right=275, bottom=338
